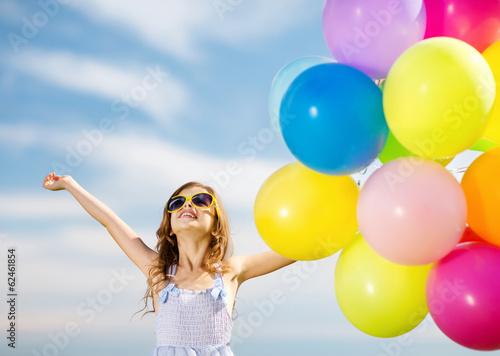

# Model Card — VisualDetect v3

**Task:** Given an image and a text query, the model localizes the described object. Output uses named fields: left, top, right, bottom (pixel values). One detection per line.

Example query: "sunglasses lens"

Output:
left=192, top=193, right=213, bottom=208
left=168, top=196, right=186, bottom=212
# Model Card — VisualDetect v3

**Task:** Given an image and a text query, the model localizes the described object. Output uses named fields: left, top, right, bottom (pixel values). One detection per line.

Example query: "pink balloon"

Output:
left=426, top=243, right=500, bottom=351
left=357, top=158, right=466, bottom=265
left=322, top=0, right=426, bottom=79
left=424, top=0, right=500, bottom=52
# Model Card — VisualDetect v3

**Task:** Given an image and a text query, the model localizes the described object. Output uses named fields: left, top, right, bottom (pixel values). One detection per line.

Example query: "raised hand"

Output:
left=42, top=172, right=73, bottom=191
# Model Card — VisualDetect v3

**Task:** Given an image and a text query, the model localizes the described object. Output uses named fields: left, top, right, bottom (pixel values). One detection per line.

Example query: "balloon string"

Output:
left=448, top=166, right=469, bottom=175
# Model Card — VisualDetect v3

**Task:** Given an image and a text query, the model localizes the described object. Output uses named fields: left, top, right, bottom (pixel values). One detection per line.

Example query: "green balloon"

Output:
left=470, top=137, right=499, bottom=152
left=379, top=132, right=454, bottom=166
left=378, top=132, right=414, bottom=164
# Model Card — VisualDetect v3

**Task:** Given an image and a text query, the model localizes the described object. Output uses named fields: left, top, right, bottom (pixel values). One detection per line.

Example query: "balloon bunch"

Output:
left=254, top=0, right=500, bottom=351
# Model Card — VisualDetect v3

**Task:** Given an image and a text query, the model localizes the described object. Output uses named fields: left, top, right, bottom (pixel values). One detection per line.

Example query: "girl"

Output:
left=42, top=172, right=296, bottom=355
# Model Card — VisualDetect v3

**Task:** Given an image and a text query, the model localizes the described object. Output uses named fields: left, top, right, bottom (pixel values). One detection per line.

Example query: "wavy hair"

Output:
left=134, top=182, right=233, bottom=318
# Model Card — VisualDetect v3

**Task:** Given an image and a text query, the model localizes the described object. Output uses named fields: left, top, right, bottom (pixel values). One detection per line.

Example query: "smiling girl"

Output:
left=42, top=172, right=295, bottom=356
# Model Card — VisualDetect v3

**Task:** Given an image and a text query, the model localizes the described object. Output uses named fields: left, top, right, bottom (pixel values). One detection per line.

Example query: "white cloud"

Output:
left=0, top=122, right=92, bottom=152
left=2, top=232, right=140, bottom=300
left=70, top=0, right=209, bottom=61
left=0, top=193, right=84, bottom=219
left=1, top=122, right=287, bottom=222
left=11, top=50, right=137, bottom=96
left=0, top=122, right=41, bottom=148
left=89, top=131, right=289, bottom=214
left=58, top=225, right=129, bottom=256
left=68, top=0, right=319, bottom=61
left=7, top=50, right=189, bottom=124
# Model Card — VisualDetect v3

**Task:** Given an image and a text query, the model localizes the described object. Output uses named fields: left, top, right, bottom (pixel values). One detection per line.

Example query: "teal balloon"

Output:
left=269, top=56, right=334, bottom=136
left=280, top=63, right=388, bottom=175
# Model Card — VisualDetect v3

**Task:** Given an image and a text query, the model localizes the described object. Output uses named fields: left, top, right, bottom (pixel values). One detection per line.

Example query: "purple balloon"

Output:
left=322, top=0, right=427, bottom=79
left=426, top=243, right=500, bottom=351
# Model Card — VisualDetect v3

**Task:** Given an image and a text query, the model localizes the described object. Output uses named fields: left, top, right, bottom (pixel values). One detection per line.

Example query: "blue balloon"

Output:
left=280, top=63, right=388, bottom=175
left=269, top=56, right=334, bottom=136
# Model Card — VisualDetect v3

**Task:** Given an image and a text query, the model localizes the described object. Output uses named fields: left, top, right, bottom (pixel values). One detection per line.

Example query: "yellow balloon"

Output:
left=482, top=40, right=500, bottom=143
left=254, top=161, right=359, bottom=260
left=335, top=236, right=432, bottom=337
left=384, top=37, right=496, bottom=159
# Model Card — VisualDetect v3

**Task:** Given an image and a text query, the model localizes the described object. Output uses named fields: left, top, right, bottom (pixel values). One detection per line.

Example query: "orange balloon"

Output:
left=461, top=146, right=500, bottom=246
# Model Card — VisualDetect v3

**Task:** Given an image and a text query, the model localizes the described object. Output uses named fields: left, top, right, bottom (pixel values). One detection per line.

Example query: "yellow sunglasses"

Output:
left=167, top=192, right=219, bottom=217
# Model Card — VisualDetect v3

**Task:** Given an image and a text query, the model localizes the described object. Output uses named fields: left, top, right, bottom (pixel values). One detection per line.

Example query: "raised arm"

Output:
left=229, top=250, right=296, bottom=285
left=42, top=172, right=158, bottom=277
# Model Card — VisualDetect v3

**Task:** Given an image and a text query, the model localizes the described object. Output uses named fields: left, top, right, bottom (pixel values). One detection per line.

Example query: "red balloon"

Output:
left=426, top=243, right=500, bottom=351
left=424, top=0, right=500, bottom=52
left=459, top=226, right=487, bottom=244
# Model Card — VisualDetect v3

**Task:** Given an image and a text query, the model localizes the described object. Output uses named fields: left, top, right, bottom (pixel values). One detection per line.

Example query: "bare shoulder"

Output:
left=223, top=255, right=243, bottom=268
left=221, top=256, right=244, bottom=280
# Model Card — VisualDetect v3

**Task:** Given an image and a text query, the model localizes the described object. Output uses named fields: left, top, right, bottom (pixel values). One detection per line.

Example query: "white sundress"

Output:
left=149, top=263, right=234, bottom=356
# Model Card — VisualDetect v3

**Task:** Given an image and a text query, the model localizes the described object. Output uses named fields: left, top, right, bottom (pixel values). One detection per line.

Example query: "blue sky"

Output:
left=0, top=1, right=490, bottom=355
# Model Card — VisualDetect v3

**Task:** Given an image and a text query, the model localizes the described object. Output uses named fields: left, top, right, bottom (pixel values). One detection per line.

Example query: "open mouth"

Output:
left=179, top=210, right=197, bottom=219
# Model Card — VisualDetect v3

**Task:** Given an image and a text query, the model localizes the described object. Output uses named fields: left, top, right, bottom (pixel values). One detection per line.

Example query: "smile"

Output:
left=179, top=210, right=197, bottom=219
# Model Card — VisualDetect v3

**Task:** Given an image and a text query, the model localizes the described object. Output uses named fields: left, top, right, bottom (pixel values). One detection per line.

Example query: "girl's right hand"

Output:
left=42, top=172, right=73, bottom=191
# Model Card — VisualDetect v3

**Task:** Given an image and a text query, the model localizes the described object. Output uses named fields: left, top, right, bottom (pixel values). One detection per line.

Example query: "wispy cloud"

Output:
left=70, top=0, right=211, bottom=61
left=69, top=0, right=319, bottom=61
left=0, top=123, right=42, bottom=149
left=0, top=193, right=84, bottom=219
left=6, top=49, right=189, bottom=124
left=88, top=131, right=289, bottom=213
left=1, top=119, right=287, bottom=218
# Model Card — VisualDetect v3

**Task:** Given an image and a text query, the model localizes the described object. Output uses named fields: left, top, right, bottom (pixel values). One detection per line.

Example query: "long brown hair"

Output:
left=135, top=182, right=233, bottom=318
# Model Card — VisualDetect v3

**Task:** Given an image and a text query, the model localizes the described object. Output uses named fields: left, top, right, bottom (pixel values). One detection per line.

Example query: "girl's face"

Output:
left=169, top=187, right=216, bottom=239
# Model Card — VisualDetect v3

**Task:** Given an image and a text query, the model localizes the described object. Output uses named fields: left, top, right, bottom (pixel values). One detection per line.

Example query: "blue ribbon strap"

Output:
left=210, top=277, right=227, bottom=306
left=159, top=283, right=179, bottom=303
